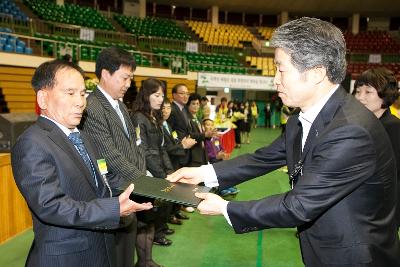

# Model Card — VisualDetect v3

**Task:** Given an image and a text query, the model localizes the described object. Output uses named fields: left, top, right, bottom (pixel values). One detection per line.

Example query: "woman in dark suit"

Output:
left=186, top=93, right=210, bottom=167
left=354, top=67, right=400, bottom=229
left=131, top=78, right=171, bottom=267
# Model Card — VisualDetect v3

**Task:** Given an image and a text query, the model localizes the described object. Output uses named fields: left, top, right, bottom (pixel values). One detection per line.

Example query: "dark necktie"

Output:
left=289, top=121, right=303, bottom=189
left=68, top=132, right=99, bottom=188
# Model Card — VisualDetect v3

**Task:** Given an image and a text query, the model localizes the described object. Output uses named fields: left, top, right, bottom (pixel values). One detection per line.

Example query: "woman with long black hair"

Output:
left=131, top=78, right=173, bottom=267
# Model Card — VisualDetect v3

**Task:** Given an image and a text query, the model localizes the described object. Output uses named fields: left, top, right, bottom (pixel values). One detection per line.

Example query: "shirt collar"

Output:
left=97, top=85, right=119, bottom=109
left=298, top=85, right=339, bottom=126
left=40, top=115, right=79, bottom=136
left=173, top=101, right=185, bottom=111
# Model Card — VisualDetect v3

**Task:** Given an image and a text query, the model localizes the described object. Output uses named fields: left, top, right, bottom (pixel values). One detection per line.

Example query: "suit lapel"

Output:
left=119, top=100, right=135, bottom=139
left=286, top=116, right=302, bottom=173
left=301, top=87, right=347, bottom=160
left=81, top=132, right=106, bottom=196
left=37, top=117, right=100, bottom=193
left=172, top=102, right=189, bottom=127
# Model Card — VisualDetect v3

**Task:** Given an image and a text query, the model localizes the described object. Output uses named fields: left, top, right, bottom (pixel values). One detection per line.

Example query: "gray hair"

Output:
left=270, top=17, right=347, bottom=84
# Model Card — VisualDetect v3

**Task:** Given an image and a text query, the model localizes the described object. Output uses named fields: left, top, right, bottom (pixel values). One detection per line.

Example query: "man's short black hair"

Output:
left=187, top=93, right=202, bottom=106
left=172, top=83, right=187, bottom=94
left=31, top=59, right=85, bottom=93
left=95, top=46, right=136, bottom=80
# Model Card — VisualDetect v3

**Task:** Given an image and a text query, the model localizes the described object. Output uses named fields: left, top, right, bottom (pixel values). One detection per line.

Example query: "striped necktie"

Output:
left=68, top=132, right=99, bottom=188
left=115, top=104, right=129, bottom=137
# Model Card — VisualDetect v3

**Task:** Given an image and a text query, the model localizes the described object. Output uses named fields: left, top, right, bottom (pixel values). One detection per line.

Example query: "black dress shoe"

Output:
left=164, top=228, right=175, bottom=235
left=153, top=237, right=172, bottom=246
left=168, top=216, right=182, bottom=225
left=175, top=211, right=189, bottom=220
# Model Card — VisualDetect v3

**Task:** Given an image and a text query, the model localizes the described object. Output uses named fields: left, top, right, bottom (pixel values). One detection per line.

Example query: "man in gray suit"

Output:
left=168, top=18, right=400, bottom=266
left=11, top=59, right=152, bottom=267
left=80, top=47, right=146, bottom=267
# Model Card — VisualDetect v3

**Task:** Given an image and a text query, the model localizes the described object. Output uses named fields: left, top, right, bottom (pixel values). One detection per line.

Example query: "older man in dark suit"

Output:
left=168, top=17, right=400, bottom=266
left=11, top=59, right=152, bottom=267
left=80, top=47, right=149, bottom=267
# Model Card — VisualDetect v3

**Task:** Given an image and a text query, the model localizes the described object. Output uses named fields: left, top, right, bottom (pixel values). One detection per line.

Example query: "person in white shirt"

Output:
left=167, top=17, right=400, bottom=267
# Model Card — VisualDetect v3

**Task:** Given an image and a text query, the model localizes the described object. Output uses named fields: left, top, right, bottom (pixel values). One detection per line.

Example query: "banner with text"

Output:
left=186, top=42, right=199, bottom=53
left=197, top=72, right=275, bottom=91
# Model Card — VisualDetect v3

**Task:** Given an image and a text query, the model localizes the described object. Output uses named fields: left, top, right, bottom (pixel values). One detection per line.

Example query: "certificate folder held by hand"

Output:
left=120, top=175, right=211, bottom=207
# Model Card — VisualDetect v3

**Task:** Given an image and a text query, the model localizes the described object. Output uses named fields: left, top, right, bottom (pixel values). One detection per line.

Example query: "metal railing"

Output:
left=1, top=32, right=267, bottom=76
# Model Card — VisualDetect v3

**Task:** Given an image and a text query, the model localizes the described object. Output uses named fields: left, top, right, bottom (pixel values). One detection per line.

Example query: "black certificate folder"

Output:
left=122, top=175, right=211, bottom=207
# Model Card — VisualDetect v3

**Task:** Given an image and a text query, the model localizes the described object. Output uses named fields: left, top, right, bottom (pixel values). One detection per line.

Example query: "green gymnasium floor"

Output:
left=4, top=127, right=398, bottom=267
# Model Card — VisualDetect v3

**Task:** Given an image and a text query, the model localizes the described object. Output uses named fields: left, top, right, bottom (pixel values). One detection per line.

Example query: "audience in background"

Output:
left=264, top=102, right=271, bottom=128
left=197, top=96, right=210, bottom=121
left=390, top=94, right=400, bottom=119
left=203, top=118, right=239, bottom=197
left=130, top=78, right=174, bottom=261
left=353, top=67, right=400, bottom=229
left=250, top=101, right=259, bottom=128
left=242, top=101, right=252, bottom=144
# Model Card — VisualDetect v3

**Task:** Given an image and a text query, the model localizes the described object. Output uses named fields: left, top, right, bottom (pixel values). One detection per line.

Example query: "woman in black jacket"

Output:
left=353, top=67, right=400, bottom=230
left=131, top=78, right=172, bottom=267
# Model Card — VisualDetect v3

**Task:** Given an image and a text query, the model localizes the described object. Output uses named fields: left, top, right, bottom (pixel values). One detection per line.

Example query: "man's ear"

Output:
left=101, top=69, right=110, bottom=81
left=36, top=89, right=48, bottom=110
left=309, top=66, right=327, bottom=85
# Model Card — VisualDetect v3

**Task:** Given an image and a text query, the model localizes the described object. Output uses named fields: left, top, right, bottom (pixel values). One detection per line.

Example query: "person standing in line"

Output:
left=263, top=102, right=271, bottom=128
left=186, top=93, right=213, bottom=167
left=197, top=96, right=210, bottom=121
left=390, top=94, right=400, bottom=119
left=12, top=59, right=152, bottom=267
left=250, top=100, right=259, bottom=128
left=162, top=98, right=197, bottom=224
left=168, top=17, right=400, bottom=266
left=353, top=67, right=400, bottom=229
left=80, top=47, right=146, bottom=267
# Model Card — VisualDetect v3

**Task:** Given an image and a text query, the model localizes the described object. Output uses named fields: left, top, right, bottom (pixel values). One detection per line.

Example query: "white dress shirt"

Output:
left=201, top=85, right=339, bottom=226
left=40, top=115, right=78, bottom=136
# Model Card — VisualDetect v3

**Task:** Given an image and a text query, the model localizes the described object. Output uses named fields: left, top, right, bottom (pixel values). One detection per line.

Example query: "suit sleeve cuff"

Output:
left=222, top=201, right=232, bottom=226
left=201, top=164, right=219, bottom=187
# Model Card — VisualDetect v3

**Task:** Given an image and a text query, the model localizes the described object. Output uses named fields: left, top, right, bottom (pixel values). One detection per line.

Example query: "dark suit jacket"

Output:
left=166, top=101, right=191, bottom=167
left=131, top=112, right=173, bottom=178
left=380, top=109, right=400, bottom=228
left=80, top=88, right=147, bottom=267
left=162, top=121, right=186, bottom=170
left=213, top=88, right=400, bottom=266
left=11, top=117, right=121, bottom=267
left=187, top=113, right=208, bottom=167
left=80, top=88, right=146, bottom=183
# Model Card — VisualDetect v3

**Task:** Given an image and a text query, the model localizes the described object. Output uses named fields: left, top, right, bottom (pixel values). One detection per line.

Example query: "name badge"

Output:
left=172, top=131, right=178, bottom=140
left=136, top=126, right=142, bottom=145
left=214, top=140, right=220, bottom=147
left=96, top=159, right=108, bottom=175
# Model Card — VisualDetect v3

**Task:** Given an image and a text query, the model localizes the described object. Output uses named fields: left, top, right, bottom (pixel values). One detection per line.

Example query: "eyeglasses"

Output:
left=175, top=92, right=190, bottom=96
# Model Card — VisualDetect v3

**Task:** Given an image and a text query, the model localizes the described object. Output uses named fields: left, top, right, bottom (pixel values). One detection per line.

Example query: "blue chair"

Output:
left=16, top=45, right=24, bottom=53
left=17, top=39, right=25, bottom=47
left=0, top=44, right=3, bottom=51
left=25, top=47, right=33, bottom=54
left=4, top=44, right=14, bottom=52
